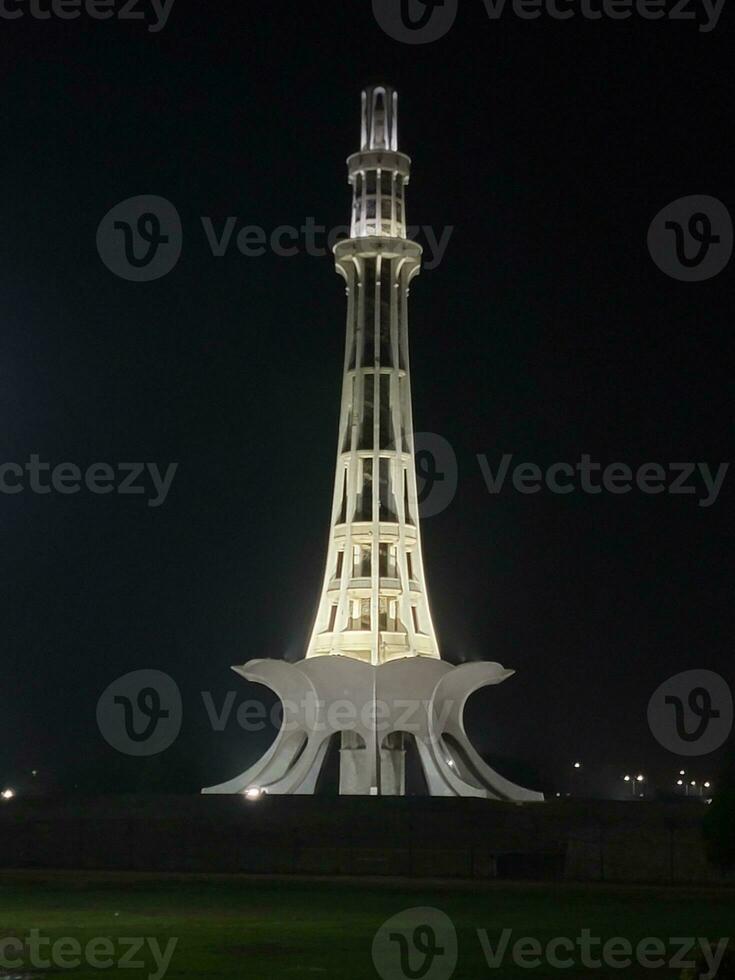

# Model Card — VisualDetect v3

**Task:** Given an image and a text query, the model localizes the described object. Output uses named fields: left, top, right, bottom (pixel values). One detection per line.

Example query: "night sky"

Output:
left=1, top=0, right=732, bottom=796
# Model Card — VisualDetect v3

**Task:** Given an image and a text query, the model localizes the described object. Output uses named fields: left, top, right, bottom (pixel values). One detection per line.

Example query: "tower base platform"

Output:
left=201, top=655, right=543, bottom=801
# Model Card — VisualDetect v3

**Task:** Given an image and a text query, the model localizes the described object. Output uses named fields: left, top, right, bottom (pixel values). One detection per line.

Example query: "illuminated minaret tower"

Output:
left=203, top=87, right=543, bottom=802
left=305, top=85, right=439, bottom=666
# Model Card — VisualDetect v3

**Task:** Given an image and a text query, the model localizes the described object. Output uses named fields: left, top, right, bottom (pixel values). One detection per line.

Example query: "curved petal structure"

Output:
left=202, top=656, right=543, bottom=801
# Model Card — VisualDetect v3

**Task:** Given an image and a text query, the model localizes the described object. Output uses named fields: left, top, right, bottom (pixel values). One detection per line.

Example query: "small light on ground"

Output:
left=244, top=787, right=264, bottom=800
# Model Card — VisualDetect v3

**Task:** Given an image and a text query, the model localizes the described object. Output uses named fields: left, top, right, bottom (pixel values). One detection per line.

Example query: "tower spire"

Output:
left=361, top=84, right=399, bottom=151
left=348, top=85, right=411, bottom=240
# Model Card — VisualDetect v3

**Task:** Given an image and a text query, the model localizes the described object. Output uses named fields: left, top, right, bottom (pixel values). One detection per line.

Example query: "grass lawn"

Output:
left=0, top=871, right=733, bottom=978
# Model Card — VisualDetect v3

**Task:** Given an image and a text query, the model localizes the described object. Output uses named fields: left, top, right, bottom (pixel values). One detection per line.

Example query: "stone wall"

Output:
left=0, top=795, right=728, bottom=883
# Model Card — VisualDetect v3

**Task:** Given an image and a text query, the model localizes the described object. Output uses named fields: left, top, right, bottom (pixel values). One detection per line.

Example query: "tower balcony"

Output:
left=334, top=236, right=422, bottom=267
left=326, top=576, right=404, bottom=594
left=347, top=150, right=411, bottom=180
left=332, top=521, right=419, bottom=543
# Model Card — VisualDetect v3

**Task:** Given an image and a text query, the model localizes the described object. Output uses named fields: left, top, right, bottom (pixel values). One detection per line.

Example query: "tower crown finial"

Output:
left=361, top=85, right=398, bottom=152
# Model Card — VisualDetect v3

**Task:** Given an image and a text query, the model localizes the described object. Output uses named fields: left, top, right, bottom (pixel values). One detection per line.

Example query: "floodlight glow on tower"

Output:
left=304, top=84, right=438, bottom=666
left=202, top=87, right=542, bottom=801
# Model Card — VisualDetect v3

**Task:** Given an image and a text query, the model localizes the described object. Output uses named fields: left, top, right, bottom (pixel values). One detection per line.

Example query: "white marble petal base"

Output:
left=202, top=656, right=543, bottom=802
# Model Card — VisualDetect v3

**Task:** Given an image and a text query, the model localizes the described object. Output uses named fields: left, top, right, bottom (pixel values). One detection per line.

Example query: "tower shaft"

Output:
left=306, top=86, right=439, bottom=666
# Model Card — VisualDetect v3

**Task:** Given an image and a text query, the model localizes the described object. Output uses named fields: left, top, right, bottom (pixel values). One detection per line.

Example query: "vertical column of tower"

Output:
left=306, top=85, right=440, bottom=668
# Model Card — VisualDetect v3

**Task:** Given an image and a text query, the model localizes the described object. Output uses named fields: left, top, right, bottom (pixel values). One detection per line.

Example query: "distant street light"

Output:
left=684, top=780, right=712, bottom=800
left=1, top=788, right=15, bottom=801
left=569, top=761, right=585, bottom=797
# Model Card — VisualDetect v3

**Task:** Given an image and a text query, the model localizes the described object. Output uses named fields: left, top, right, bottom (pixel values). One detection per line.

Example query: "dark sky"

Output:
left=0, top=0, right=732, bottom=795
